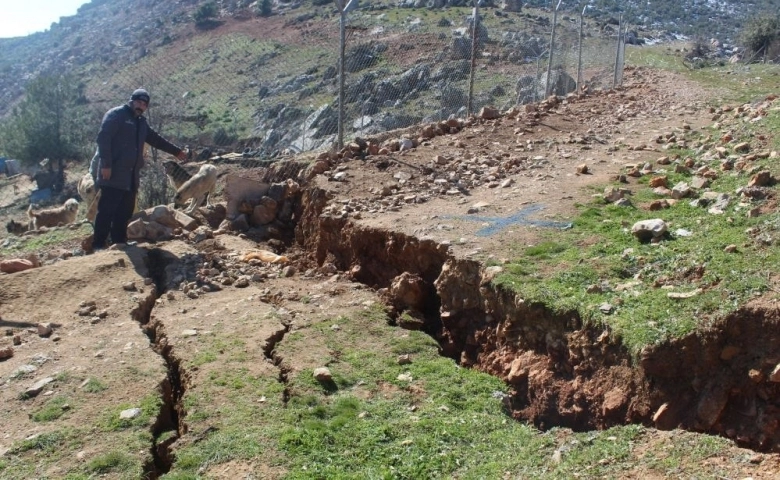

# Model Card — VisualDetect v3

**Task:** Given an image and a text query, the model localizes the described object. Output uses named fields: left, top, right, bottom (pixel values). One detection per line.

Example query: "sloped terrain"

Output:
left=2, top=64, right=780, bottom=478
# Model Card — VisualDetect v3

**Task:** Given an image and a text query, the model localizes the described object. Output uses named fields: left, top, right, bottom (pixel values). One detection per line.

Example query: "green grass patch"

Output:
left=268, top=308, right=545, bottom=478
left=642, top=432, right=732, bottom=476
left=3, top=224, right=91, bottom=254
left=276, top=362, right=547, bottom=478
left=82, top=377, right=107, bottom=393
left=99, top=393, right=162, bottom=431
left=626, top=43, right=780, bottom=105
left=493, top=156, right=780, bottom=352
left=164, top=426, right=268, bottom=476
left=9, top=430, right=68, bottom=454
left=85, top=450, right=142, bottom=477
left=32, top=396, right=71, bottom=422
left=163, top=376, right=284, bottom=476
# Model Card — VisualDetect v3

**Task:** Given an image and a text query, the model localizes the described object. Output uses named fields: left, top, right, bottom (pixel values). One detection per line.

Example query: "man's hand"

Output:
left=101, top=168, right=111, bottom=180
left=176, top=149, right=189, bottom=163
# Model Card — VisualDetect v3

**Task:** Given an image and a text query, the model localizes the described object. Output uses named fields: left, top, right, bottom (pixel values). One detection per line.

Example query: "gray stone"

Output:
left=671, top=182, right=691, bottom=199
left=24, top=377, right=55, bottom=398
left=281, top=266, right=297, bottom=278
left=37, top=323, right=53, bottom=337
left=631, top=219, right=667, bottom=242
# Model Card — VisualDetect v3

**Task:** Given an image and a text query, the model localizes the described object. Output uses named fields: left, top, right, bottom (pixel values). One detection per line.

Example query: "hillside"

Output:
left=1, top=52, right=780, bottom=477
left=2, top=0, right=780, bottom=478
left=0, top=0, right=773, bottom=163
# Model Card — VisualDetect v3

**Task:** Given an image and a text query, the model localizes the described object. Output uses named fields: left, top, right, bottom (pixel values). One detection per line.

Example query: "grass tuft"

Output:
left=82, top=377, right=107, bottom=393
left=86, top=450, right=142, bottom=477
left=32, top=396, right=71, bottom=422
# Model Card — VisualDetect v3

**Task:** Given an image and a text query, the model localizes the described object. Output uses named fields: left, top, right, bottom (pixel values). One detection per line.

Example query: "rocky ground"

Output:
left=2, top=66, right=780, bottom=478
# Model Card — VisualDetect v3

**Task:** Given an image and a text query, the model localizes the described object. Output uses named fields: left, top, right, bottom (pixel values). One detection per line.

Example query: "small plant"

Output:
left=100, top=394, right=162, bottom=431
left=258, top=0, right=272, bottom=17
left=739, top=13, right=780, bottom=61
left=86, top=451, right=140, bottom=476
left=683, top=37, right=714, bottom=69
left=137, top=161, right=172, bottom=209
left=32, top=396, right=71, bottom=422
left=193, top=1, right=218, bottom=24
left=82, top=377, right=107, bottom=393
left=211, top=125, right=238, bottom=146
left=9, top=430, right=66, bottom=453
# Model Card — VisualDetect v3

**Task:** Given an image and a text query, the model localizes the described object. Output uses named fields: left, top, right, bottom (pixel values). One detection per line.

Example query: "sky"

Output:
left=0, top=0, right=87, bottom=38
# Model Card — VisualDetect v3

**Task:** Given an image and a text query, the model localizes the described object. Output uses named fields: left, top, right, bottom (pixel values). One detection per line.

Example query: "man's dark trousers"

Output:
left=93, top=186, right=136, bottom=249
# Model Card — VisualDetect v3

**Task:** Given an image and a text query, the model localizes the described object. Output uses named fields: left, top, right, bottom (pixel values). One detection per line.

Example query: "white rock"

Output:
left=120, top=408, right=142, bottom=420
left=631, top=219, right=667, bottom=242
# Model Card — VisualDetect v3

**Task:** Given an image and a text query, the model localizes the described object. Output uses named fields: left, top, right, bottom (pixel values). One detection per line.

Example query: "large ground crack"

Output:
left=297, top=197, right=780, bottom=453
left=128, top=249, right=191, bottom=478
left=263, top=309, right=292, bottom=405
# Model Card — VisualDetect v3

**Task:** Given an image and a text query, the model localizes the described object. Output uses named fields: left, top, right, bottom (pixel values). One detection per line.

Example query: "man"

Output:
left=93, top=88, right=187, bottom=250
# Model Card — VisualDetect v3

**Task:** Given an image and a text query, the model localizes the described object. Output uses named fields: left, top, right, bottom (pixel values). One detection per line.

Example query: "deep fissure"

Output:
left=298, top=202, right=780, bottom=453
left=128, top=249, right=191, bottom=478
left=262, top=320, right=292, bottom=406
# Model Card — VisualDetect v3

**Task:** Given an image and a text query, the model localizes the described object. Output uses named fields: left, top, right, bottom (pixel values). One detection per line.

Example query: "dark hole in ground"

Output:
left=132, top=248, right=192, bottom=477
left=303, top=210, right=780, bottom=453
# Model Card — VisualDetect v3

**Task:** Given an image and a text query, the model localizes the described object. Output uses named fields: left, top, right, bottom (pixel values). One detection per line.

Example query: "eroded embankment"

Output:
left=128, top=249, right=191, bottom=478
left=296, top=186, right=780, bottom=453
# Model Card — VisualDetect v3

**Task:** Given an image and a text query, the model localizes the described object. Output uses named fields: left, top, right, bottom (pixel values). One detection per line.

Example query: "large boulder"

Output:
left=538, top=69, right=577, bottom=98
left=631, top=219, right=668, bottom=243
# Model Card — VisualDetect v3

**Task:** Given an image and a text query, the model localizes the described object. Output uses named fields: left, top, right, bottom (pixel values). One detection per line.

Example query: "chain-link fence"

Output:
left=1, top=1, right=628, bottom=231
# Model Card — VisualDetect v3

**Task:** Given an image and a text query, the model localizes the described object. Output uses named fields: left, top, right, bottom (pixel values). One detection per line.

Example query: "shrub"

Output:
left=258, top=0, right=273, bottom=17
left=137, top=160, right=172, bottom=210
left=194, top=1, right=218, bottom=25
left=739, top=13, right=780, bottom=61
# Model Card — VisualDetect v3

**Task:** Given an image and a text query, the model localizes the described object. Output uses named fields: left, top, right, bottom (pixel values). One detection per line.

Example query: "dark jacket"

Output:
left=96, top=103, right=182, bottom=191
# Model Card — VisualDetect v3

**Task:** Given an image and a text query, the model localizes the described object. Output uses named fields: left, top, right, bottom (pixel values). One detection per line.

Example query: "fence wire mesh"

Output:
left=1, top=2, right=626, bottom=229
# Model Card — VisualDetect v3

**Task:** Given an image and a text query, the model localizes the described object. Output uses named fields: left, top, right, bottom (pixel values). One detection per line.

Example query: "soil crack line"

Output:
left=263, top=317, right=292, bottom=406
left=128, top=249, right=192, bottom=478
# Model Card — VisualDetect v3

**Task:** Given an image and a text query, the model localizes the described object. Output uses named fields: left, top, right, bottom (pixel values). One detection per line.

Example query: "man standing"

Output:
left=93, top=88, right=187, bottom=250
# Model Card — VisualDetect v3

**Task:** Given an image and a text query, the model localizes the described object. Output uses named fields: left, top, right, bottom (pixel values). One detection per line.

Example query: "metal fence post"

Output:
left=545, top=0, right=562, bottom=98
left=337, top=1, right=346, bottom=150
left=577, top=6, right=585, bottom=91
left=467, top=0, right=479, bottom=117
left=613, top=15, right=622, bottom=89
left=620, top=26, right=627, bottom=85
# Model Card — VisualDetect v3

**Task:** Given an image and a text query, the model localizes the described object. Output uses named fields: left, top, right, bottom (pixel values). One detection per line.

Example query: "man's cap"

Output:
left=130, top=88, right=150, bottom=104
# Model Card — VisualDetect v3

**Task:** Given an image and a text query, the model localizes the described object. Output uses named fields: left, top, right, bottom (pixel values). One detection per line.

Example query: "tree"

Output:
left=258, top=0, right=273, bottom=17
left=0, top=74, right=89, bottom=169
left=739, top=14, right=780, bottom=61
left=194, top=1, right=218, bottom=25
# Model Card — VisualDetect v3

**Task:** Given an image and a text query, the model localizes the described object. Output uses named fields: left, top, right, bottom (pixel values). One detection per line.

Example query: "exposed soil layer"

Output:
left=297, top=187, right=780, bottom=452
